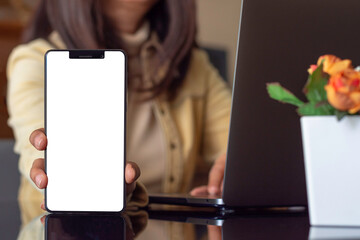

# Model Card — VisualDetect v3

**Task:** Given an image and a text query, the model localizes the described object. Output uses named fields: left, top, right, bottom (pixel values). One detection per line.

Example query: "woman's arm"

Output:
left=191, top=50, right=232, bottom=195
left=7, top=43, right=147, bottom=209
left=7, top=45, right=46, bottom=190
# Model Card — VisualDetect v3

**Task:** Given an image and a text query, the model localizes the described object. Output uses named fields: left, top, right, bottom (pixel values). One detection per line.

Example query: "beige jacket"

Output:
left=7, top=32, right=232, bottom=225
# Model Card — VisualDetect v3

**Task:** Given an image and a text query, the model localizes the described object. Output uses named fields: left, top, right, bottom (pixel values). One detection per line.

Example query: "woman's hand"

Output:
left=190, top=154, right=226, bottom=196
left=29, top=128, right=140, bottom=210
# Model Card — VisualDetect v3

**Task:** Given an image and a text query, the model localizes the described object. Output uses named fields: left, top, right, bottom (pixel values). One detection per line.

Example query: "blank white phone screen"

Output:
left=45, top=51, right=125, bottom=212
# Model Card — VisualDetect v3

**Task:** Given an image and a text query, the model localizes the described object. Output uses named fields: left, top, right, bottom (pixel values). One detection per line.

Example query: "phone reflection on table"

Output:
left=45, top=214, right=126, bottom=240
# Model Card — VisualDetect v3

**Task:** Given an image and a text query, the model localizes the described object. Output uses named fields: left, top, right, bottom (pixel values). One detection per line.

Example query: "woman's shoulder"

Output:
left=189, top=48, right=214, bottom=73
left=173, top=48, right=228, bottom=101
left=187, top=48, right=226, bottom=87
left=7, top=38, right=54, bottom=77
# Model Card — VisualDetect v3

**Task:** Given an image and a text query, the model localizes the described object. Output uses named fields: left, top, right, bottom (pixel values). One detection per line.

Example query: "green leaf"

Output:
left=297, top=102, right=335, bottom=116
left=335, top=110, right=348, bottom=121
left=303, top=62, right=329, bottom=103
left=266, top=82, right=304, bottom=107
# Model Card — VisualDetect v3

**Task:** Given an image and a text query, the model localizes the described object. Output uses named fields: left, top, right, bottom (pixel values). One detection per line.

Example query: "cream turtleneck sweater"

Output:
left=122, top=22, right=166, bottom=193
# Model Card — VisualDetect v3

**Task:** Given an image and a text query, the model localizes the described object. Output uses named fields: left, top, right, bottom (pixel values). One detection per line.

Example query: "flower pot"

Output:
left=301, top=116, right=360, bottom=226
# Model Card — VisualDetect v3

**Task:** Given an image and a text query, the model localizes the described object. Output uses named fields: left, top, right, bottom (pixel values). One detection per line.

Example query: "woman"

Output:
left=7, top=0, right=231, bottom=224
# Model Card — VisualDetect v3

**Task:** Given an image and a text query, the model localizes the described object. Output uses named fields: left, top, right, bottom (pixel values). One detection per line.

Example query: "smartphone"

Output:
left=45, top=50, right=126, bottom=212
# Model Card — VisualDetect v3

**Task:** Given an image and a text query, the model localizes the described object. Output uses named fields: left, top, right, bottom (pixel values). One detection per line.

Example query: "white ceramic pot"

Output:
left=301, top=116, right=360, bottom=226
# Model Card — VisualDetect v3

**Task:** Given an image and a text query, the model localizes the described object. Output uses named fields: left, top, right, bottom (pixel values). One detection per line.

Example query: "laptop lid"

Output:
left=223, top=0, right=360, bottom=207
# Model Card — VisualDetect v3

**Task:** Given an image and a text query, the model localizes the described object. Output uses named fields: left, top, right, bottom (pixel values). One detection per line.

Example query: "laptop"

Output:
left=149, top=0, right=360, bottom=209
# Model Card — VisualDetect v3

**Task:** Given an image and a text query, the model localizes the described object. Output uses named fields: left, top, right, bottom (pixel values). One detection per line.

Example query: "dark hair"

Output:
left=23, top=0, right=197, bottom=100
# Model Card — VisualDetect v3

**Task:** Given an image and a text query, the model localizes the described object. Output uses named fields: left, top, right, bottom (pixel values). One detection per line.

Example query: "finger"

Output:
left=40, top=200, right=45, bottom=211
left=125, top=162, right=140, bottom=196
left=40, top=215, right=46, bottom=225
left=125, top=162, right=140, bottom=184
left=190, top=185, right=208, bottom=196
left=208, top=155, right=226, bottom=195
left=208, top=165, right=224, bottom=195
left=208, top=225, right=222, bottom=240
left=30, top=158, right=48, bottom=189
left=29, top=128, right=47, bottom=150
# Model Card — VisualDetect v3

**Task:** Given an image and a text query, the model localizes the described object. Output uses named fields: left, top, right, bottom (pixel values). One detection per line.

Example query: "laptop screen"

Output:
left=224, top=0, right=360, bottom=206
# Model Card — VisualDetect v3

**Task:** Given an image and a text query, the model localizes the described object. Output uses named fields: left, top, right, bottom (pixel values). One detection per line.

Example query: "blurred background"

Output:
left=0, top=0, right=241, bottom=237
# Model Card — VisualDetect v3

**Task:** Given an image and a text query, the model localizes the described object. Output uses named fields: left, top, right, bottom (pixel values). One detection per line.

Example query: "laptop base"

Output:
left=148, top=193, right=225, bottom=208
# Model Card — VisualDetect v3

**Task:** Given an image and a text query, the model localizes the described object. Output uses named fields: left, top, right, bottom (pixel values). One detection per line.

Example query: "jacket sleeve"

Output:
left=7, top=43, right=46, bottom=192
left=200, top=51, right=232, bottom=163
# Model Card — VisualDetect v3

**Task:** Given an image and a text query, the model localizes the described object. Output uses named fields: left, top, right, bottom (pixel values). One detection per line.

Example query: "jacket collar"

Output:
left=48, top=32, right=66, bottom=49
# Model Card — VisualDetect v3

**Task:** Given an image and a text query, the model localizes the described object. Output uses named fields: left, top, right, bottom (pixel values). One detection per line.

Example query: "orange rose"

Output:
left=308, top=55, right=352, bottom=75
left=325, top=69, right=360, bottom=113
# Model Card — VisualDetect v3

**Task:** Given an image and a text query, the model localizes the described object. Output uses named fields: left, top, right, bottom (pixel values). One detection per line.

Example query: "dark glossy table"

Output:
left=2, top=199, right=359, bottom=240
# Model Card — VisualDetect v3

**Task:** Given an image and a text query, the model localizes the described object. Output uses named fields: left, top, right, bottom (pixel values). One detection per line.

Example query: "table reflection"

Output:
left=17, top=210, right=313, bottom=240
left=221, top=213, right=308, bottom=240
left=17, top=211, right=148, bottom=240
left=45, top=214, right=126, bottom=240
left=13, top=199, right=360, bottom=240
left=141, top=209, right=310, bottom=239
